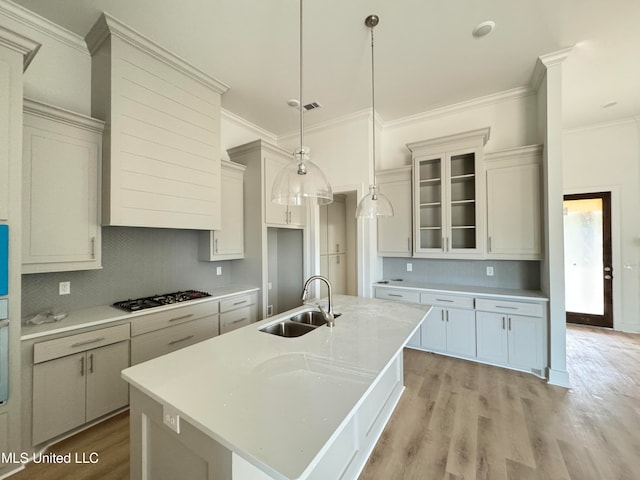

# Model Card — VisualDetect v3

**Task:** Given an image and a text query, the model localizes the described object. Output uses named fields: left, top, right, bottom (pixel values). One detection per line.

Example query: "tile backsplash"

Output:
left=382, top=257, right=541, bottom=290
left=22, top=226, right=233, bottom=318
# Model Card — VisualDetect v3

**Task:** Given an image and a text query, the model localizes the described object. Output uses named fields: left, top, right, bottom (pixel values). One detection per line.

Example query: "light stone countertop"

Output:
left=121, top=294, right=430, bottom=480
left=21, top=285, right=259, bottom=341
left=373, top=280, right=549, bottom=302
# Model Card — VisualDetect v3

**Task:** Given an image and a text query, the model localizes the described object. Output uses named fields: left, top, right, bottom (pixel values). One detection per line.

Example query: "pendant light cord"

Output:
left=370, top=22, right=376, bottom=187
left=299, top=0, right=304, bottom=154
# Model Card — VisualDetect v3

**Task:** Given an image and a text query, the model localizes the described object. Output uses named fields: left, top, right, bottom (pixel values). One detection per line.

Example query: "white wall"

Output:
left=0, top=0, right=91, bottom=114
left=563, top=119, right=640, bottom=333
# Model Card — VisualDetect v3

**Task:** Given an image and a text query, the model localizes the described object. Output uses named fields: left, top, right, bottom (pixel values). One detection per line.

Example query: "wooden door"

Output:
left=563, top=192, right=613, bottom=328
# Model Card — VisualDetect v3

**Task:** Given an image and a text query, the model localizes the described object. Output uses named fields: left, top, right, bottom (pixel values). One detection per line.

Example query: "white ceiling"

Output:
left=13, top=0, right=640, bottom=135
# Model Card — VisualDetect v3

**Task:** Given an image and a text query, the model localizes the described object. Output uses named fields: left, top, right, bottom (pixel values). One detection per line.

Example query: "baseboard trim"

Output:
left=548, top=368, right=571, bottom=388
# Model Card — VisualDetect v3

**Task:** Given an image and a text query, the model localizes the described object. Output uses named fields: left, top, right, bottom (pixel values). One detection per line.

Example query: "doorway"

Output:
left=563, top=192, right=613, bottom=328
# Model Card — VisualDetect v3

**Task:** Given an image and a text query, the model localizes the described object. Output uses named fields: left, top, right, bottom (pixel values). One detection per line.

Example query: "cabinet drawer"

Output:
left=374, top=288, right=420, bottom=303
left=130, top=315, right=218, bottom=365
left=34, top=324, right=130, bottom=364
left=220, top=307, right=252, bottom=334
left=475, top=298, right=543, bottom=317
left=220, top=292, right=257, bottom=313
left=420, top=292, right=474, bottom=309
left=131, top=301, right=219, bottom=336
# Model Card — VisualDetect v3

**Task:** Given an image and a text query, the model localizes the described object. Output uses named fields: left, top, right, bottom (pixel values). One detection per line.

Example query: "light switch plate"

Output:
left=59, top=281, right=71, bottom=295
left=406, top=263, right=413, bottom=272
left=486, top=266, right=494, bottom=276
left=216, top=266, right=222, bottom=276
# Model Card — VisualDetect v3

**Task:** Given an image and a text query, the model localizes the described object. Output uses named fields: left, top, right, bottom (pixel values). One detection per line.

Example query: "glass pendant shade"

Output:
left=271, top=147, right=333, bottom=206
left=355, top=184, right=394, bottom=218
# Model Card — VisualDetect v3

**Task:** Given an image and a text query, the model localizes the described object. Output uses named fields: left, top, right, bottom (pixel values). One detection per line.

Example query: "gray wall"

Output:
left=22, top=227, right=233, bottom=318
left=382, top=258, right=541, bottom=290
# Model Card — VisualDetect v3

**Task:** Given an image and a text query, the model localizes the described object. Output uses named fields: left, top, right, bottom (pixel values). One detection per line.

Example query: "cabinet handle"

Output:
left=388, top=293, right=403, bottom=298
left=508, top=317, right=512, bottom=330
left=233, top=300, right=248, bottom=306
left=488, top=236, right=492, bottom=253
left=80, top=356, right=85, bottom=377
left=441, top=310, right=445, bottom=322
left=215, top=238, right=219, bottom=253
left=446, top=237, right=449, bottom=251
left=502, top=317, right=506, bottom=330
left=89, top=353, right=94, bottom=374
left=231, top=317, right=248, bottom=325
left=169, top=314, right=194, bottom=322
left=442, top=237, right=445, bottom=252
left=435, top=298, right=454, bottom=303
left=336, top=243, right=340, bottom=253
left=168, top=335, right=194, bottom=346
left=71, top=337, right=105, bottom=348
left=407, top=237, right=411, bottom=252
left=91, top=237, right=96, bottom=259
left=446, top=310, right=449, bottom=322
left=495, top=306, right=517, bottom=310
left=336, top=255, right=341, bottom=265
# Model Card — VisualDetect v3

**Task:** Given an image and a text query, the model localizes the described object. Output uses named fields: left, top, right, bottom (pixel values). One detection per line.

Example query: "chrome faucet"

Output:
left=301, top=275, right=335, bottom=327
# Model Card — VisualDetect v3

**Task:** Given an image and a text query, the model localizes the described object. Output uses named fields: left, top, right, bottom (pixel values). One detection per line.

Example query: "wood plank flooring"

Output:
left=10, top=325, right=640, bottom=480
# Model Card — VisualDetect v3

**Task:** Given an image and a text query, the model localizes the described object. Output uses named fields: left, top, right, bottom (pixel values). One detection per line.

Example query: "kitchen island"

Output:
left=121, top=294, right=430, bottom=480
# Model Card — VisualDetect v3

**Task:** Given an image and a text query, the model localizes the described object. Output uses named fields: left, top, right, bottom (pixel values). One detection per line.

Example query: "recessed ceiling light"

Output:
left=287, top=98, right=300, bottom=108
left=601, top=101, right=617, bottom=109
left=472, top=21, right=495, bottom=38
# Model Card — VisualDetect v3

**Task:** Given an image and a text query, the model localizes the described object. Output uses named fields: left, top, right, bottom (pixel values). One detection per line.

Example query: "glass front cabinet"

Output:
left=408, top=128, right=490, bottom=258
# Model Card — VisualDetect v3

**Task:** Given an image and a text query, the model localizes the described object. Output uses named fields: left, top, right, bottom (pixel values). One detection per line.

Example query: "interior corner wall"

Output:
left=563, top=119, right=640, bottom=333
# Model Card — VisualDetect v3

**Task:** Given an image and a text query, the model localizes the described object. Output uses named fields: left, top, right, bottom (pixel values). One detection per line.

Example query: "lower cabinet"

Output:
left=219, top=291, right=258, bottom=334
left=421, top=306, right=476, bottom=358
left=32, top=324, right=130, bottom=445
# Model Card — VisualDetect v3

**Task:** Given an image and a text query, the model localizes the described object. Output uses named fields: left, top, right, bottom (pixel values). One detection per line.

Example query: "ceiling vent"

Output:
left=303, top=101, right=322, bottom=111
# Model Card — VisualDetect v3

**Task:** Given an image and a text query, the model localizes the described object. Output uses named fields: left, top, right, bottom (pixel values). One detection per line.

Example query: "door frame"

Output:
left=563, top=187, right=621, bottom=329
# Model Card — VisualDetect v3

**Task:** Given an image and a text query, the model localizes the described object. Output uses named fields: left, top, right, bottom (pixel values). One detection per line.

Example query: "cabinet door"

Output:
left=328, top=254, right=347, bottom=295
left=264, top=154, right=289, bottom=225
left=507, top=315, right=542, bottom=371
left=327, top=200, right=346, bottom=254
left=487, top=163, right=542, bottom=259
left=319, top=205, right=328, bottom=254
left=33, top=352, right=86, bottom=445
left=377, top=170, right=412, bottom=256
left=446, top=150, right=481, bottom=255
left=22, top=119, right=101, bottom=273
left=445, top=307, right=476, bottom=358
left=213, top=165, right=244, bottom=257
left=220, top=306, right=252, bottom=334
left=85, top=341, right=130, bottom=422
left=476, top=311, right=508, bottom=364
left=414, top=154, right=445, bottom=254
left=421, top=307, right=447, bottom=352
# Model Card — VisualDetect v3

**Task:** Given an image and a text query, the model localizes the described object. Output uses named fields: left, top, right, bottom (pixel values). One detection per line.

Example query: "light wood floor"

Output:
left=11, top=325, right=640, bottom=480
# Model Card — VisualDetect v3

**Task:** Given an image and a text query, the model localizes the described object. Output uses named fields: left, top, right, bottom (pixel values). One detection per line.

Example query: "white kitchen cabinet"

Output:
left=377, top=167, right=412, bottom=257
left=86, top=13, right=228, bottom=230
left=326, top=199, right=346, bottom=254
left=407, top=128, right=490, bottom=258
left=421, top=306, right=476, bottom=358
left=198, top=161, right=246, bottom=261
left=475, top=298, right=545, bottom=375
left=485, top=145, right=543, bottom=260
left=219, top=291, right=258, bottom=334
left=264, top=152, right=305, bottom=227
left=32, top=324, right=130, bottom=445
left=130, top=301, right=219, bottom=365
left=22, top=99, right=104, bottom=274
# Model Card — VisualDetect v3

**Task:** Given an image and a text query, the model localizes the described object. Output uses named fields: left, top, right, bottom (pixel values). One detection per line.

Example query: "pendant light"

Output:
left=356, top=14, right=393, bottom=218
left=271, top=0, right=333, bottom=206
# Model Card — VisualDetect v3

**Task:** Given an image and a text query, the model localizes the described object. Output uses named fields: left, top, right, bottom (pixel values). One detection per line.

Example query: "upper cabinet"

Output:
left=320, top=197, right=346, bottom=255
left=85, top=13, right=229, bottom=230
left=22, top=99, right=104, bottom=274
left=198, top=161, right=245, bottom=261
left=485, top=145, right=543, bottom=260
left=377, top=166, right=412, bottom=257
left=408, top=128, right=490, bottom=259
left=262, top=150, right=305, bottom=228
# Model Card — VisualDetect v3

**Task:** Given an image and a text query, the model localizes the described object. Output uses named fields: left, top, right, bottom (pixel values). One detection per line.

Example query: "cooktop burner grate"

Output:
left=113, top=290, right=211, bottom=312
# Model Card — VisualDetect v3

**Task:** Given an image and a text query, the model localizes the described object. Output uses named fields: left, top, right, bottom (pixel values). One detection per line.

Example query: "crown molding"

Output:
left=406, top=127, right=491, bottom=152
left=85, top=12, right=230, bottom=94
left=277, top=108, right=371, bottom=143
left=383, top=87, right=534, bottom=130
left=530, top=46, right=574, bottom=91
left=484, top=144, right=543, bottom=161
left=221, top=109, right=277, bottom=144
left=23, top=97, right=105, bottom=133
left=563, top=116, right=640, bottom=135
left=0, top=0, right=86, bottom=55
left=226, top=138, right=290, bottom=159
left=0, top=24, right=40, bottom=70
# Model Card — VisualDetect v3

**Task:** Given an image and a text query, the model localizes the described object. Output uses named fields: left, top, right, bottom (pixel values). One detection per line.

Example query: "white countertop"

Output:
left=21, top=285, right=259, bottom=340
left=121, top=294, right=430, bottom=480
left=374, top=280, right=548, bottom=302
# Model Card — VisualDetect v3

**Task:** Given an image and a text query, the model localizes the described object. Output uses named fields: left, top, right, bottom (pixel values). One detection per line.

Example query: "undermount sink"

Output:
left=260, top=320, right=317, bottom=338
left=289, top=310, right=328, bottom=327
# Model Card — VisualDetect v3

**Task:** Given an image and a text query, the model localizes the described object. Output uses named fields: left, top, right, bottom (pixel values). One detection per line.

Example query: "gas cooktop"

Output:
left=113, top=290, right=211, bottom=312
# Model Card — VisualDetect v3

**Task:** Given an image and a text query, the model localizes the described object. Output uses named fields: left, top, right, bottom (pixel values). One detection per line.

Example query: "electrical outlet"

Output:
left=59, top=281, right=71, bottom=295
left=406, top=263, right=413, bottom=272
left=486, top=266, right=494, bottom=276
left=267, top=305, right=273, bottom=317
left=216, top=266, right=222, bottom=276
left=163, top=405, right=181, bottom=434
